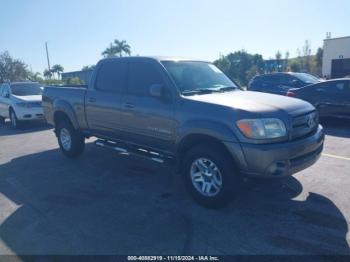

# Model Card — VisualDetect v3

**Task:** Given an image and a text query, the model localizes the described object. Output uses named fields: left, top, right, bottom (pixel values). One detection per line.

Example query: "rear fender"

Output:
left=53, top=100, right=80, bottom=129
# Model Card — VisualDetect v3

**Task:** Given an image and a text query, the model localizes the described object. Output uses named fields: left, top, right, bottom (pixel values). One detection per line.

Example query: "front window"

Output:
left=161, top=61, right=238, bottom=95
left=294, top=73, right=320, bottom=84
left=10, top=83, right=43, bottom=96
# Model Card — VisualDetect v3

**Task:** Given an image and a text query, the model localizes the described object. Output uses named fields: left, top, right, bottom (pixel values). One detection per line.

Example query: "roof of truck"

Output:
left=99, top=56, right=210, bottom=63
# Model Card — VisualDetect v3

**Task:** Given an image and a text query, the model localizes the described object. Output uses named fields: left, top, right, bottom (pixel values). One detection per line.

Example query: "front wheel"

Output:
left=9, top=109, right=21, bottom=129
left=57, top=120, right=85, bottom=158
left=182, top=144, right=241, bottom=208
left=0, top=116, right=5, bottom=124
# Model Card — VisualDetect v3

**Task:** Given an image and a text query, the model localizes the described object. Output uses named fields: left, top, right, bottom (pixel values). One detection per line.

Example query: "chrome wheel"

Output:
left=60, top=128, right=72, bottom=151
left=10, top=111, right=17, bottom=128
left=190, top=158, right=223, bottom=197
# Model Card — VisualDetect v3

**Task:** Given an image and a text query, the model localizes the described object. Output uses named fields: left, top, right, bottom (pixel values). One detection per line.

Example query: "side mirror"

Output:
left=149, top=84, right=163, bottom=98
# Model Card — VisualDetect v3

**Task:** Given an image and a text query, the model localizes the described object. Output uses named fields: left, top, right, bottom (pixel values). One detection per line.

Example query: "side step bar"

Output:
left=94, top=139, right=174, bottom=165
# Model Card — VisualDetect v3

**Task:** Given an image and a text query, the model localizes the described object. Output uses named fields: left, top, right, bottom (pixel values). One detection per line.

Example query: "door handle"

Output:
left=123, top=102, right=135, bottom=109
left=88, top=97, right=96, bottom=103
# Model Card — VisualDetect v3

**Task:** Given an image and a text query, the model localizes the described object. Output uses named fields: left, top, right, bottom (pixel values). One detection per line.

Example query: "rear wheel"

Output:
left=56, top=120, right=85, bottom=158
left=182, top=144, right=241, bottom=208
left=9, top=109, right=21, bottom=129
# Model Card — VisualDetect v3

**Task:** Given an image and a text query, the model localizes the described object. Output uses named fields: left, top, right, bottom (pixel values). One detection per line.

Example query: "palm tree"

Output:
left=114, top=40, right=131, bottom=57
left=101, top=39, right=131, bottom=58
left=82, top=65, right=96, bottom=71
left=51, top=64, right=64, bottom=79
left=102, top=43, right=117, bottom=58
left=43, top=69, right=52, bottom=79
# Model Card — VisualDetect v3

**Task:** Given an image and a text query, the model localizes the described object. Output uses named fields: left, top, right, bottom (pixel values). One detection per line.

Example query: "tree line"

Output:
left=0, top=38, right=132, bottom=85
left=214, top=40, right=323, bottom=86
left=1, top=38, right=323, bottom=87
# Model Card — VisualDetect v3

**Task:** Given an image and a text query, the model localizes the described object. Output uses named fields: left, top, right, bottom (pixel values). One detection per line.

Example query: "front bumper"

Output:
left=15, top=107, right=44, bottom=121
left=225, top=125, right=325, bottom=178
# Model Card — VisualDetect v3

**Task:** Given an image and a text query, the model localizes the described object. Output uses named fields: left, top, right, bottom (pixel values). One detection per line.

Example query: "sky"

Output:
left=0, top=0, right=349, bottom=73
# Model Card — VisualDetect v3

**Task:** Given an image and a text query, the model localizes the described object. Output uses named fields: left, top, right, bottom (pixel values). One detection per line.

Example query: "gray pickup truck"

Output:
left=43, top=57, right=324, bottom=207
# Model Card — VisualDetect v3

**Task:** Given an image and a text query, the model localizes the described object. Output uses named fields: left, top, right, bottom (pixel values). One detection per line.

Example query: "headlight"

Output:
left=236, top=118, right=287, bottom=139
left=16, top=102, right=32, bottom=108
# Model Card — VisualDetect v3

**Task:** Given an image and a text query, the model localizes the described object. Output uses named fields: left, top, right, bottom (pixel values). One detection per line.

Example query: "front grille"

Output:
left=30, top=102, right=42, bottom=107
left=291, top=111, right=318, bottom=140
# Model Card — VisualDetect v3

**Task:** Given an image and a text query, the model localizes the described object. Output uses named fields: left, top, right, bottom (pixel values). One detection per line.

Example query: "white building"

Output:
left=322, top=36, right=350, bottom=79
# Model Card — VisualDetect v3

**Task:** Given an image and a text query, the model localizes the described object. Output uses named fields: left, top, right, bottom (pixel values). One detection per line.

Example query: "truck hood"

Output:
left=185, top=90, right=314, bottom=116
left=12, top=95, right=42, bottom=102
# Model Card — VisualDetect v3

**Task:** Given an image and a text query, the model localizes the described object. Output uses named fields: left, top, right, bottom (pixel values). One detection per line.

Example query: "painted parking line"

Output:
left=322, top=153, right=350, bottom=161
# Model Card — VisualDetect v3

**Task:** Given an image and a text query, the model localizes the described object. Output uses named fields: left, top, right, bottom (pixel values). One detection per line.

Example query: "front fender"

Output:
left=176, top=120, right=238, bottom=145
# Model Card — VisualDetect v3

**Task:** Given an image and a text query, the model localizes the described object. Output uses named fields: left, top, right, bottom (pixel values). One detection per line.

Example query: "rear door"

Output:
left=260, top=74, right=281, bottom=94
left=311, top=81, right=349, bottom=117
left=328, top=81, right=350, bottom=118
left=120, top=58, right=176, bottom=152
left=342, top=81, right=350, bottom=118
left=85, top=59, right=128, bottom=139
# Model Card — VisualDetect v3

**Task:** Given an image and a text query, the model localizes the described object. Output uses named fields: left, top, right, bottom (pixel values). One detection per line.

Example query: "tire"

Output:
left=0, top=116, right=5, bottom=124
left=182, top=144, right=241, bottom=208
left=56, top=119, right=85, bottom=158
left=9, top=109, right=21, bottom=129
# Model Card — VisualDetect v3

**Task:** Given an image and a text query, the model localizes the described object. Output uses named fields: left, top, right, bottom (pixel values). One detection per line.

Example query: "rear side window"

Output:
left=266, top=75, right=280, bottom=83
left=314, top=82, right=341, bottom=93
left=280, top=75, right=295, bottom=86
left=95, top=60, right=128, bottom=92
left=335, top=81, right=350, bottom=93
left=128, top=60, right=164, bottom=96
left=1, top=85, right=10, bottom=97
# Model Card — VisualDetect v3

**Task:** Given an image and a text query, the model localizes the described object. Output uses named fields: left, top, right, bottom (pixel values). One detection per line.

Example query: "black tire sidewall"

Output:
left=182, top=144, right=240, bottom=208
left=57, top=120, right=85, bottom=158
left=9, top=109, right=20, bottom=129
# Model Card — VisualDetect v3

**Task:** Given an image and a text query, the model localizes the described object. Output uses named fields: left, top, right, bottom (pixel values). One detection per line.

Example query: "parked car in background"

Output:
left=43, top=57, right=324, bottom=208
left=248, top=72, right=321, bottom=95
left=0, top=82, right=44, bottom=128
left=286, top=78, right=350, bottom=119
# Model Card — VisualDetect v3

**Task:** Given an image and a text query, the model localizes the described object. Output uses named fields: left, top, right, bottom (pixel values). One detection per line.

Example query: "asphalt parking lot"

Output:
left=0, top=119, right=349, bottom=255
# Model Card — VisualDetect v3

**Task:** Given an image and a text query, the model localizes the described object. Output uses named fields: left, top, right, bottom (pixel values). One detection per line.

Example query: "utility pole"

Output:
left=45, top=42, right=51, bottom=79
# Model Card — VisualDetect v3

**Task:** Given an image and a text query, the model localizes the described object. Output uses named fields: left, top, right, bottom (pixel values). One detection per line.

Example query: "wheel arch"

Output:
left=9, top=106, right=15, bottom=115
left=176, top=133, right=236, bottom=173
left=53, top=111, right=76, bottom=136
left=52, top=99, right=80, bottom=130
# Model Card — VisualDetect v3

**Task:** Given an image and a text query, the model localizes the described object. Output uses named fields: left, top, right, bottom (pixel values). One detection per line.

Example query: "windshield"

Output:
left=161, top=61, right=238, bottom=95
left=11, top=83, right=43, bottom=96
left=294, top=73, right=320, bottom=84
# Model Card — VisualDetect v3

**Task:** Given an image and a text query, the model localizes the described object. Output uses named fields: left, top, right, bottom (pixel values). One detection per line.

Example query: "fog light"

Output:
left=267, top=163, right=278, bottom=175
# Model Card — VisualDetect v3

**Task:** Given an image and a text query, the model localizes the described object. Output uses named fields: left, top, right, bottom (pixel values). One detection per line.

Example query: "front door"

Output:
left=0, top=84, right=11, bottom=118
left=120, top=59, right=176, bottom=153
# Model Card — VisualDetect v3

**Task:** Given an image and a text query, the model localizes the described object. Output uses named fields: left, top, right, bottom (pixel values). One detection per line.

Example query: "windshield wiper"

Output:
left=182, top=86, right=237, bottom=96
left=182, top=89, right=216, bottom=96
left=216, top=86, right=237, bottom=92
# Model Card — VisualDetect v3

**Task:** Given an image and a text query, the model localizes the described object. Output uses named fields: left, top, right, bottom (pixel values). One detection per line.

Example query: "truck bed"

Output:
left=42, top=85, right=88, bottom=130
